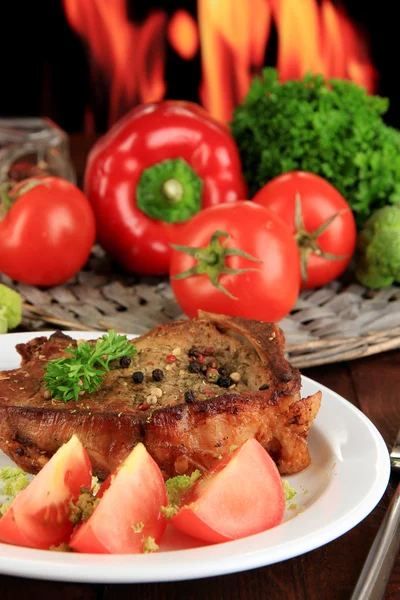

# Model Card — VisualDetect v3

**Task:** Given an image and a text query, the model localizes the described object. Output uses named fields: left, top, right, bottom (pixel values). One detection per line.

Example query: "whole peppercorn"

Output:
left=208, top=359, right=218, bottom=369
left=188, top=347, right=200, bottom=358
left=184, top=390, right=196, bottom=403
left=120, top=355, right=132, bottom=368
left=206, top=368, right=219, bottom=383
left=152, top=369, right=164, bottom=382
left=132, top=371, right=144, bottom=384
left=188, top=360, right=201, bottom=374
left=188, top=348, right=204, bottom=364
left=218, top=367, right=228, bottom=377
left=166, top=354, right=177, bottom=364
left=217, top=375, right=233, bottom=388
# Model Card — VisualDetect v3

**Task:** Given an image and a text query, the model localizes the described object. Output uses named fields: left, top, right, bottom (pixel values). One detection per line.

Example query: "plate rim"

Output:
left=0, top=330, right=391, bottom=583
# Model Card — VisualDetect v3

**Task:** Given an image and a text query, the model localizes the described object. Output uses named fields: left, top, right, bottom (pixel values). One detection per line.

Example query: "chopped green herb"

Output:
left=142, top=536, right=159, bottom=553
left=69, top=488, right=100, bottom=524
left=282, top=480, right=297, bottom=502
left=160, top=504, right=179, bottom=519
left=165, top=470, right=201, bottom=506
left=43, top=329, right=136, bottom=402
left=0, top=467, right=29, bottom=497
left=229, top=445, right=238, bottom=454
left=132, top=522, right=144, bottom=533
left=0, top=501, right=11, bottom=516
left=0, top=467, right=30, bottom=517
left=49, top=542, right=72, bottom=552
left=161, top=470, right=202, bottom=520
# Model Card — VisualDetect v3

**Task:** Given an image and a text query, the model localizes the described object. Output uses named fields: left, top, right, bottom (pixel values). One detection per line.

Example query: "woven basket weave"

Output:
left=1, top=246, right=399, bottom=368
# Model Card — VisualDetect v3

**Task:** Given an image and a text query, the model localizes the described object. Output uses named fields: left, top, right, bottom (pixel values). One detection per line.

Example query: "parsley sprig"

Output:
left=43, top=330, right=136, bottom=403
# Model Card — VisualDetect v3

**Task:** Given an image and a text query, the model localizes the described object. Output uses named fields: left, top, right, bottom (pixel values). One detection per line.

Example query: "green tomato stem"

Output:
left=171, top=230, right=263, bottom=299
left=293, top=192, right=350, bottom=283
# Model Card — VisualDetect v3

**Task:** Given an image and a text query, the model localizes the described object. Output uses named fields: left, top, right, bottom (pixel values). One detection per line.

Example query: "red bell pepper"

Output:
left=84, top=101, right=248, bottom=275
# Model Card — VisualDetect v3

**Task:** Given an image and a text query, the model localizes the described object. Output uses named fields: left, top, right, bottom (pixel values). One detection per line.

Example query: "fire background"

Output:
left=0, top=0, right=398, bottom=134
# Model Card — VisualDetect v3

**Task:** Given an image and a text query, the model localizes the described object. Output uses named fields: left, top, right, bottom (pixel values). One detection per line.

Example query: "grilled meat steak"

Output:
left=0, top=311, right=321, bottom=480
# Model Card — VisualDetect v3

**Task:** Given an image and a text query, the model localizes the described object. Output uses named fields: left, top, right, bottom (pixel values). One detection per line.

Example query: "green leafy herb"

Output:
left=43, top=330, right=136, bottom=403
left=231, top=68, right=400, bottom=227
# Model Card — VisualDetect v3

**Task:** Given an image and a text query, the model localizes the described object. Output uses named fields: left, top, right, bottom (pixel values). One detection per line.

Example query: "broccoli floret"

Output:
left=0, top=310, right=7, bottom=335
left=0, top=284, right=22, bottom=333
left=355, top=205, right=400, bottom=289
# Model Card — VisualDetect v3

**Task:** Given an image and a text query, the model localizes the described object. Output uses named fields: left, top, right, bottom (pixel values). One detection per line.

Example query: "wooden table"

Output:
left=0, top=136, right=399, bottom=600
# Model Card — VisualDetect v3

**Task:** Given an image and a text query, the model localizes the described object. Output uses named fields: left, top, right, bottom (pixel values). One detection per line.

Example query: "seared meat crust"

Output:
left=0, top=313, right=321, bottom=479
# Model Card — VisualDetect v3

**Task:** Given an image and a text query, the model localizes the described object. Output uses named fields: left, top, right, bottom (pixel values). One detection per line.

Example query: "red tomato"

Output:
left=170, top=439, right=285, bottom=543
left=0, top=435, right=92, bottom=549
left=170, top=202, right=300, bottom=322
left=252, top=171, right=356, bottom=289
left=69, top=443, right=167, bottom=554
left=0, top=176, right=96, bottom=286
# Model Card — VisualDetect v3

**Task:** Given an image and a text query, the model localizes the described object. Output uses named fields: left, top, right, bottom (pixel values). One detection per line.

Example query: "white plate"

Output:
left=0, top=331, right=391, bottom=583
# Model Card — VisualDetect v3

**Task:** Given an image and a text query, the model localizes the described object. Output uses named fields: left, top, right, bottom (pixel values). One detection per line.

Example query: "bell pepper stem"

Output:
left=137, top=158, right=202, bottom=224
left=161, top=179, right=184, bottom=204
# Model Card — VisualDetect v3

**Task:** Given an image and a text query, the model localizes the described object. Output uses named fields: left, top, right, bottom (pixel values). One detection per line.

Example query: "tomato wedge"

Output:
left=170, top=439, right=285, bottom=543
left=69, top=443, right=167, bottom=554
left=0, top=435, right=92, bottom=549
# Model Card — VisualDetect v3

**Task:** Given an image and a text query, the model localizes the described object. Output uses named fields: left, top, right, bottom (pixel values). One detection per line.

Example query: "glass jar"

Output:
left=0, top=117, right=76, bottom=185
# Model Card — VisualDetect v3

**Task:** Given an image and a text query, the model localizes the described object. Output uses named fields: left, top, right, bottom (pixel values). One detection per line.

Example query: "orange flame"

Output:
left=63, top=0, right=377, bottom=128
left=198, top=0, right=271, bottom=123
left=271, top=0, right=377, bottom=93
left=168, top=10, right=199, bottom=60
left=62, top=0, right=167, bottom=127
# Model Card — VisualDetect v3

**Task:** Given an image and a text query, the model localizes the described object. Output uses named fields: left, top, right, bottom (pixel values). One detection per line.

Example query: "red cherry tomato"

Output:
left=0, top=176, right=96, bottom=286
left=252, top=171, right=357, bottom=289
left=170, top=439, right=285, bottom=543
left=0, top=435, right=92, bottom=549
left=69, top=443, right=167, bottom=554
left=170, top=202, right=300, bottom=322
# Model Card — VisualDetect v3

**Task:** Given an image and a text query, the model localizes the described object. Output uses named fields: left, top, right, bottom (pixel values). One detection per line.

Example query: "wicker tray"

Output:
left=1, top=246, right=400, bottom=369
